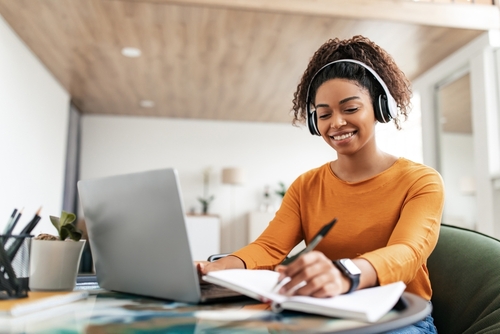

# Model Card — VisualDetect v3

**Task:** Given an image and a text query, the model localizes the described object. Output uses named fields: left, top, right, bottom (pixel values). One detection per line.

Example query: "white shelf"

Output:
left=185, top=215, right=221, bottom=261
left=247, top=211, right=275, bottom=243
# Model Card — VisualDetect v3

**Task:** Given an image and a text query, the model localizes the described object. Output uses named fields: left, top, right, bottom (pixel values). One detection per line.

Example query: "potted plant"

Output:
left=29, top=211, right=86, bottom=291
left=275, top=182, right=287, bottom=198
left=197, top=167, right=215, bottom=215
left=274, top=182, right=288, bottom=208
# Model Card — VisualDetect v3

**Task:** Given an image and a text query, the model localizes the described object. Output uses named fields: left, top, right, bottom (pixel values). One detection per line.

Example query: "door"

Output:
left=435, top=70, right=477, bottom=230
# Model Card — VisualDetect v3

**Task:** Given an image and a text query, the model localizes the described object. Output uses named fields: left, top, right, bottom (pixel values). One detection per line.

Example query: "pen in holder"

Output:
left=0, top=234, right=32, bottom=299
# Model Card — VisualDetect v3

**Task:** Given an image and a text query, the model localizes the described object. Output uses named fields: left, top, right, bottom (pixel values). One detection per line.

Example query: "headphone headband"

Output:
left=305, top=59, right=398, bottom=136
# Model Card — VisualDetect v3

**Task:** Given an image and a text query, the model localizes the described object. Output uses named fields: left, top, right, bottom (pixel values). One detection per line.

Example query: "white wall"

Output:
left=413, top=31, right=500, bottom=237
left=414, top=32, right=500, bottom=169
left=0, top=14, right=70, bottom=236
left=79, top=113, right=422, bottom=252
left=0, top=11, right=424, bottom=249
left=441, top=133, right=476, bottom=229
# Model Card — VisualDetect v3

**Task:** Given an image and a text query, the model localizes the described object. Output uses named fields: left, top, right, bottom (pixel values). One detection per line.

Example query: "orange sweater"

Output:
left=232, top=158, right=444, bottom=300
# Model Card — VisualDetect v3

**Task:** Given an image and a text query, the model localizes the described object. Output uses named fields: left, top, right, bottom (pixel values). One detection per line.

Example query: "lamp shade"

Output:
left=221, top=167, right=246, bottom=185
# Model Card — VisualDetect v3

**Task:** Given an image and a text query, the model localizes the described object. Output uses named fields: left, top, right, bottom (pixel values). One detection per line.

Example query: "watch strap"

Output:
left=333, top=259, right=360, bottom=294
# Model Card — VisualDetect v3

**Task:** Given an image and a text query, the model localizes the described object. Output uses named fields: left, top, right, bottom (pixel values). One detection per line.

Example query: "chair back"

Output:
left=428, top=224, right=500, bottom=334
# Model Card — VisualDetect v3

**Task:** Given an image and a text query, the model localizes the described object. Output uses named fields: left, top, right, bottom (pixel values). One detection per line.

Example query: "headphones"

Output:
left=306, top=59, right=398, bottom=136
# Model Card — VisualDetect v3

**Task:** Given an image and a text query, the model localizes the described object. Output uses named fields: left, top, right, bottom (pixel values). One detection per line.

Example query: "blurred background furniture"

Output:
left=247, top=211, right=275, bottom=243
left=185, top=215, right=221, bottom=261
left=428, top=224, right=500, bottom=334
left=247, top=211, right=305, bottom=256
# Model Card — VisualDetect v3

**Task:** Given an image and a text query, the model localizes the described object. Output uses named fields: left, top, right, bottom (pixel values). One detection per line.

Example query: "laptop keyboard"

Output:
left=200, top=282, right=243, bottom=298
left=75, top=274, right=246, bottom=302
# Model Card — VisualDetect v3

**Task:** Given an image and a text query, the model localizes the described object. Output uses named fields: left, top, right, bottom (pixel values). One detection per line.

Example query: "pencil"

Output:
left=20, top=207, right=42, bottom=235
left=2, top=208, right=18, bottom=235
left=6, top=208, right=23, bottom=236
left=8, top=207, right=42, bottom=262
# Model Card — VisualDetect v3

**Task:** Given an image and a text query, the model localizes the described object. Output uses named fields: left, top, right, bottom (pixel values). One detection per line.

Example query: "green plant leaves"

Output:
left=60, top=211, right=76, bottom=226
left=275, top=182, right=287, bottom=198
left=60, top=223, right=82, bottom=241
left=49, top=211, right=82, bottom=241
left=197, top=195, right=215, bottom=205
left=49, top=215, right=61, bottom=232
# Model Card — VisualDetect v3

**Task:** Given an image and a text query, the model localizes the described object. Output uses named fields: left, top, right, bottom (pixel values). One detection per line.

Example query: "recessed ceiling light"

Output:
left=139, top=100, right=155, bottom=108
left=121, top=47, right=141, bottom=58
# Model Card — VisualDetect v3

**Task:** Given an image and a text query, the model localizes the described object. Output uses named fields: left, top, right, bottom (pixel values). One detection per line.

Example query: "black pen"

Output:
left=282, top=218, right=337, bottom=265
left=273, top=217, right=337, bottom=291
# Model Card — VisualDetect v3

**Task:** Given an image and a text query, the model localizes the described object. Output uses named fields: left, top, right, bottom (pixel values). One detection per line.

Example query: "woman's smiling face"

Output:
left=314, top=78, right=377, bottom=156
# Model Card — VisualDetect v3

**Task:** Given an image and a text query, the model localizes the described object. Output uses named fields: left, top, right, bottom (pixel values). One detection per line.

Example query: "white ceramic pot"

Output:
left=29, top=239, right=86, bottom=291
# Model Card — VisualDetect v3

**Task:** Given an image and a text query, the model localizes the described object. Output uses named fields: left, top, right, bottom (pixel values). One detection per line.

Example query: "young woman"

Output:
left=198, top=35, right=444, bottom=333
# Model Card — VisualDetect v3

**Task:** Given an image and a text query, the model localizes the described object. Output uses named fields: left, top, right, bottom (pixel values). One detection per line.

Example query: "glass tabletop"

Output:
left=0, top=290, right=430, bottom=334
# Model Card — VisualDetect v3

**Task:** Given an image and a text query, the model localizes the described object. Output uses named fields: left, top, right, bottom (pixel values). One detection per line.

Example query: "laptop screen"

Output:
left=78, top=168, right=204, bottom=303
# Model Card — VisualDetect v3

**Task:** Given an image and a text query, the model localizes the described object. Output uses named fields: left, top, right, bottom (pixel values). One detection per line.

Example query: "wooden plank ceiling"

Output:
left=0, top=0, right=491, bottom=123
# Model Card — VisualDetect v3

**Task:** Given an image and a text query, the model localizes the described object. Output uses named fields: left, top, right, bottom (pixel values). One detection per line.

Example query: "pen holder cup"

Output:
left=0, top=235, right=32, bottom=299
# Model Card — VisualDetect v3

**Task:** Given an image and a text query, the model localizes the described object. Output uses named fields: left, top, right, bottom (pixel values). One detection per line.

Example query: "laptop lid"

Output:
left=77, top=168, right=205, bottom=303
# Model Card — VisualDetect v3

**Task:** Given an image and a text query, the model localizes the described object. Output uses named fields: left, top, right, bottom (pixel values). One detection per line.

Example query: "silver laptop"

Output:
left=77, top=168, right=243, bottom=303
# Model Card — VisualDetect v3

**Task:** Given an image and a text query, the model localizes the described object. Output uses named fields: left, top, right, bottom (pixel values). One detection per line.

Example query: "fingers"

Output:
left=276, top=251, right=346, bottom=298
left=195, top=261, right=219, bottom=278
left=196, top=255, right=246, bottom=279
left=197, top=260, right=230, bottom=285
left=277, top=251, right=327, bottom=283
left=197, top=261, right=224, bottom=275
left=194, top=261, right=208, bottom=268
left=294, top=273, right=344, bottom=297
left=275, top=265, right=287, bottom=281
left=197, top=258, right=236, bottom=275
left=195, top=261, right=208, bottom=273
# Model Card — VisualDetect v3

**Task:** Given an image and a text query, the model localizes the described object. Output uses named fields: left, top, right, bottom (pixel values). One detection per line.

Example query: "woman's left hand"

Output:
left=275, top=251, right=351, bottom=298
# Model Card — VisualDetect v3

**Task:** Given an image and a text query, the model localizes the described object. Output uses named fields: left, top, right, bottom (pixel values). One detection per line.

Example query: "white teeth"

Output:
left=333, top=132, right=354, bottom=140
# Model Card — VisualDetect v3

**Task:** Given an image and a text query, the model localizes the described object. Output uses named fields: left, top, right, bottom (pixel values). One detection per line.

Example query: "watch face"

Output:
left=340, top=259, right=361, bottom=275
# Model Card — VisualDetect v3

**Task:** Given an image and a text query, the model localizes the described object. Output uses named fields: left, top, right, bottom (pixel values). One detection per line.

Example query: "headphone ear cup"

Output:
left=307, top=109, right=321, bottom=136
left=376, top=95, right=391, bottom=123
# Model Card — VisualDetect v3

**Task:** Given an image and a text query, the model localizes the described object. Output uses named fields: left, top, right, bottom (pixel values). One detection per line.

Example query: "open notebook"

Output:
left=203, top=269, right=406, bottom=322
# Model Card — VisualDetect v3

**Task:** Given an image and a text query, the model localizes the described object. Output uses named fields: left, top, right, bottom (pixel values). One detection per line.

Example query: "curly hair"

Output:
left=291, top=35, right=412, bottom=130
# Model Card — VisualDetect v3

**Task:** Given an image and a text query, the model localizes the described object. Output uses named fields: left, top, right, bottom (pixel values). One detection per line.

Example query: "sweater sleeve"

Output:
left=359, top=169, right=444, bottom=286
left=231, top=176, right=305, bottom=270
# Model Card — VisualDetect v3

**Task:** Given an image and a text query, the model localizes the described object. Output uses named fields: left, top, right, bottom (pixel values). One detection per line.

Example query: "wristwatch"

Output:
left=333, top=258, right=361, bottom=294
